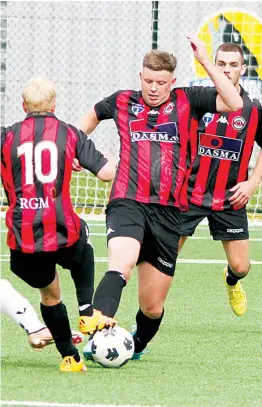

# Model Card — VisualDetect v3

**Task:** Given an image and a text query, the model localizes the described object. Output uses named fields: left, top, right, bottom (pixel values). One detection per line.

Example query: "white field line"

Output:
left=1, top=402, right=169, bottom=407
left=0, top=254, right=261, bottom=264
left=0, top=229, right=261, bottom=241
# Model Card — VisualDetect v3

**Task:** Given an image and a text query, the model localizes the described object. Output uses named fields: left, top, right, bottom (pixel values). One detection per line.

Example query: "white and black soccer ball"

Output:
left=91, top=326, right=134, bottom=368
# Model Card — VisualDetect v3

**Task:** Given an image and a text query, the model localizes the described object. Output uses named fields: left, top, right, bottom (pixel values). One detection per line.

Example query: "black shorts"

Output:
left=10, top=219, right=92, bottom=288
left=106, top=198, right=181, bottom=276
left=180, top=203, right=249, bottom=241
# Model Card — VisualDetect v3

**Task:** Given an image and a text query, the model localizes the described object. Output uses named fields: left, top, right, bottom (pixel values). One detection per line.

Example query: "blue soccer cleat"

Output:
left=130, top=325, right=149, bottom=360
left=131, top=348, right=149, bottom=360
left=83, top=336, right=95, bottom=361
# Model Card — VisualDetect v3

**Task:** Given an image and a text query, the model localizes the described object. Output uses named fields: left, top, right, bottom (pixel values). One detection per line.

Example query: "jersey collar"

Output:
left=26, top=112, right=56, bottom=118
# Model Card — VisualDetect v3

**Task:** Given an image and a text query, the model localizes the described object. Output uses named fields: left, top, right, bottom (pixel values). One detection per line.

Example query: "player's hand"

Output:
left=186, top=34, right=209, bottom=65
left=229, top=180, right=257, bottom=208
left=72, top=158, right=83, bottom=172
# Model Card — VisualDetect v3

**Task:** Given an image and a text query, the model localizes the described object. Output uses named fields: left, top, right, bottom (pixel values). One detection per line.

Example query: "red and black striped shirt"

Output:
left=1, top=112, right=107, bottom=253
left=94, top=87, right=217, bottom=210
left=188, top=87, right=262, bottom=210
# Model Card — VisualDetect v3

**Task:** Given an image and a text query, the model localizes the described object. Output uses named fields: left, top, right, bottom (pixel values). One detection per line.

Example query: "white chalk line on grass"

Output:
left=0, top=229, right=261, bottom=241
left=0, top=254, right=261, bottom=264
left=1, top=401, right=168, bottom=407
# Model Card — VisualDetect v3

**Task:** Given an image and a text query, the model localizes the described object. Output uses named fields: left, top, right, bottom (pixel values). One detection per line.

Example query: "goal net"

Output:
left=1, top=1, right=261, bottom=219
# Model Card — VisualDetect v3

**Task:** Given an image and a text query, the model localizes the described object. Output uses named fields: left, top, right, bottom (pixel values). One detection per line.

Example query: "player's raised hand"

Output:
left=186, top=34, right=209, bottom=65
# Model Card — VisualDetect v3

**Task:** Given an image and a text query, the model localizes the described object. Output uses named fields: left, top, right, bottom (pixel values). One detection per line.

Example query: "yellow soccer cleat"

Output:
left=222, top=267, right=247, bottom=316
left=60, top=356, right=87, bottom=373
left=78, top=309, right=116, bottom=335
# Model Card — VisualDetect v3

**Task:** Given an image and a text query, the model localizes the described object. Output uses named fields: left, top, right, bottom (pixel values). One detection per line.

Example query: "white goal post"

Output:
left=1, top=1, right=261, bottom=219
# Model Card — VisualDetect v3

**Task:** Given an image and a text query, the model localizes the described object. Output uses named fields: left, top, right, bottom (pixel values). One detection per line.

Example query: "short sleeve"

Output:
left=182, top=86, right=218, bottom=118
left=94, top=91, right=122, bottom=121
left=75, top=129, right=108, bottom=175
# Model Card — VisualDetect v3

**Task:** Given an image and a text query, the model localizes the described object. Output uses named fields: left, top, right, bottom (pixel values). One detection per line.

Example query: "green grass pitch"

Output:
left=1, top=220, right=262, bottom=407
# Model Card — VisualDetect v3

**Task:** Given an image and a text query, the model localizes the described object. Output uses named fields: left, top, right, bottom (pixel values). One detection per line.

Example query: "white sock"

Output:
left=0, top=279, right=45, bottom=334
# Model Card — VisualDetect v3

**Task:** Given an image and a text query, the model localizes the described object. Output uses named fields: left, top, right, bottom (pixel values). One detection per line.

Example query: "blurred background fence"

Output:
left=1, top=1, right=261, bottom=215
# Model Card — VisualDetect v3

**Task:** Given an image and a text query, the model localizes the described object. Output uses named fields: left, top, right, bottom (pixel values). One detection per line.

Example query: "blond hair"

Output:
left=143, top=50, right=177, bottom=73
left=22, top=76, right=56, bottom=112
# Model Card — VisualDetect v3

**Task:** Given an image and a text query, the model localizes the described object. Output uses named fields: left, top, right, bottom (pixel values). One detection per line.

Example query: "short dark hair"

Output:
left=215, top=43, right=244, bottom=64
left=143, top=50, right=177, bottom=72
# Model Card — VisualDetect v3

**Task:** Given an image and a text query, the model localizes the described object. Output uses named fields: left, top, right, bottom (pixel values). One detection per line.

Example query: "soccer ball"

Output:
left=91, top=326, right=134, bottom=368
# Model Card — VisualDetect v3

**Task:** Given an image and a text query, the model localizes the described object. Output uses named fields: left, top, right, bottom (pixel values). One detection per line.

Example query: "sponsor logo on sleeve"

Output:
left=198, top=133, right=243, bottom=161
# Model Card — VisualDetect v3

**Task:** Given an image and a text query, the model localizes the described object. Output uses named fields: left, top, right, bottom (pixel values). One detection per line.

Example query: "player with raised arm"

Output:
left=178, top=43, right=262, bottom=316
left=78, top=35, right=243, bottom=359
left=1, top=76, right=116, bottom=372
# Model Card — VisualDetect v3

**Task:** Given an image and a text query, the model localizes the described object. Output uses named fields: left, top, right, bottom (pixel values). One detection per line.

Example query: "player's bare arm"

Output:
left=78, top=108, right=100, bottom=134
left=187, top=34, right=243, bottom=112
left=96, top=159, right=116, bottom=182
left=229, top=149, right=262, bottom=208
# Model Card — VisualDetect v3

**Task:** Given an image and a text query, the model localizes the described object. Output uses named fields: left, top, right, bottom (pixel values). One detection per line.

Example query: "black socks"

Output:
left=93, top=271, right=126, bottom=317
left=70, top=242, right=94, bottom=316
left=133, top=308, right=164, bottom=353
left=226, top=265, right=245, bottom=286
left=40, top=302, right=79, bottom=360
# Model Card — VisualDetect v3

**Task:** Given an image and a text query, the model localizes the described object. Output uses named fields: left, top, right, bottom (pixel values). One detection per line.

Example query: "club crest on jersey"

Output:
left=163, top=102, right=175, bottom=115
left=129, top=120, right=179, bottom=143
left=202, top=113, right=214, bottom=127
left=198, top=133, right=243, bottom=161
left=232, top=116, right=246, bottom=131
left=131, top=103, right=145, bottom=116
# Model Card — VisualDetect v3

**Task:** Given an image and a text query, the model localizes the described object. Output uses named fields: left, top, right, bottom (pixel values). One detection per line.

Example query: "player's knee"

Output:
left=141, top=304, right=163, bottom=319
left=230, top=262, right=250, bottom=277
left=40, top=288, right=61, bottom=306
left=108, top=256, right=136, bottom=281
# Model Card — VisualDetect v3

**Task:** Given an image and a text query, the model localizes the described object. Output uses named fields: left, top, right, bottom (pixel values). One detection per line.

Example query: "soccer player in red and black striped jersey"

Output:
left=179, top=43, right=262, bottom=317
left=78, top=35, right=243, bottom=358
left=1, top=76, right=116, bottom=372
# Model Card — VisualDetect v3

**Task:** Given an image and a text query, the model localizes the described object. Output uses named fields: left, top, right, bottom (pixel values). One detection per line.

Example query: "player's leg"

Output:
left=221, top=239, right=249, bottom=316
left=0, top=278, right=53, bottom=348
left=178, top=203, right=208, bottom=254
left=134, top=261, right=172, bottom=355
left=92, top=199, right=143, bottom=325
left=39, top=270, right=86, bottom=372
left=69, top=220, right=94, bottom=317
left=10, top=250, right=86, bottom=371
left=210, top=208, right=249, bottom=316
left=57, top=219, right=104, bottom=335
left=132, top=204, right=180, bottom=357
